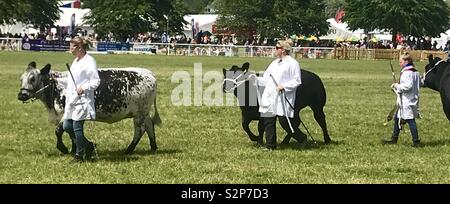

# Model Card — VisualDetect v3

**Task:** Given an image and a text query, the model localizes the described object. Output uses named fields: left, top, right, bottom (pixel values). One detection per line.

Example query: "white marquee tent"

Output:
left=320, top=18, right=365, bottom=41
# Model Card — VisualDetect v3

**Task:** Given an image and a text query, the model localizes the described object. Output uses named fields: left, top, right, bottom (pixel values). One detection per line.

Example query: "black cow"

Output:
left=423, top=55, right=450, bottom=121
left=223, top=62, right=331, bottom=145
left=18, top=62, right=161, bottom=155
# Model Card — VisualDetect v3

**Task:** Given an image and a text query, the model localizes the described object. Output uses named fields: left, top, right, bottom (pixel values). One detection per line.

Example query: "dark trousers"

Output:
left=264, top=116, right=304, bottom=149
left=392, top=116, right=420, bottom=143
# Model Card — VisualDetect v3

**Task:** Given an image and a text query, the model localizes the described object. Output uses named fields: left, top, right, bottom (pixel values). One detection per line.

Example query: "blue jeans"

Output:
left=63, top=119, right=89, bottom=157
left=393, top=117, right=420, bottom=143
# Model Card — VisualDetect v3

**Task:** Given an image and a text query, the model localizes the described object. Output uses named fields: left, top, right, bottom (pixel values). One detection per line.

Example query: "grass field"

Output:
left=1, top=51, right=450, bottom=184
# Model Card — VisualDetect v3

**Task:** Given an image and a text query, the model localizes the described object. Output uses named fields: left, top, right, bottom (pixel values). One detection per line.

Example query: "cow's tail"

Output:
left=152, top=93, right=162, bottom=126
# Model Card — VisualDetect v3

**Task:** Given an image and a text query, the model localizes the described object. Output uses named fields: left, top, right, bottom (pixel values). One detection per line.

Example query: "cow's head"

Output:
left=423, top=55, right=447, bottom=91
left=18, top=62, right=52, bottom=102
left=222, top=62, right=250, bottom=93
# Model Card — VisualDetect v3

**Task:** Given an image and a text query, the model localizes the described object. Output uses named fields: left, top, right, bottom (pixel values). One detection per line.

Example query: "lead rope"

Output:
left=269, top=74, right=295, bottom=134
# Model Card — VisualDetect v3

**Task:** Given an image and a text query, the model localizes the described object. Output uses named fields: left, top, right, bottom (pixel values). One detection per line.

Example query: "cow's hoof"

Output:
left=57, top=144, right=69, bottom=154
left=324, top=138, right=332, bottom=144
left=150, top=150, right=157, bottom=155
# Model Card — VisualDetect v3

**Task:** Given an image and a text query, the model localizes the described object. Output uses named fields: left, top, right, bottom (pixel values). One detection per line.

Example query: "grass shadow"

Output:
left=46, top=148, right=183, bottom=162
left=421, top=139, right=450, bottom=147
left=46, top=152, right=72, bottom=158
left=247, top=138, right=344, bottom=151
left=278, top=139, right=343, bottom=151
left=95, top=148, right=183, bottom=163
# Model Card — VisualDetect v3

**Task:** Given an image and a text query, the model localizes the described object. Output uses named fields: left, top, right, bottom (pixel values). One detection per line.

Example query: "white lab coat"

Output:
left=393, top=65, right=421, bottom=120
left=62, top=54, right=100, bottom=121
left=255, top=56, right=302, bottom=117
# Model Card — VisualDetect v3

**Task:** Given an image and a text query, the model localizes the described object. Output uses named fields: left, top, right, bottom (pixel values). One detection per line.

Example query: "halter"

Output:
left=223, top=71, right=257, bottom=93
left=21, top=76, right=55, bottom=103
left=423, top=59, right=446, bottom=79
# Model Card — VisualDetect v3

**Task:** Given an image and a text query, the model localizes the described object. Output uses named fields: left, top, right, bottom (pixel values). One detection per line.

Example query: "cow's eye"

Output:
left=30, top=77, right=35, bottom=83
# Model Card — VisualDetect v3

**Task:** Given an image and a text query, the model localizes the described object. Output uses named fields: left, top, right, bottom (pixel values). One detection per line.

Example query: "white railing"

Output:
left=0, top=38, right=22, bottom=51
left=0, top=39, right=336, bottom=59
left=128, top=42, right=335, bottom=59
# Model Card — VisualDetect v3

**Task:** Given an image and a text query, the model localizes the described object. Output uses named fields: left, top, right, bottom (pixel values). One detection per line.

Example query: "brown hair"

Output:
left=70, top=36, right=92, bottom=51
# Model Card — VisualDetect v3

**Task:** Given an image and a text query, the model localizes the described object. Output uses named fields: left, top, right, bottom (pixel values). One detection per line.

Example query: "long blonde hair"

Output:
left=70, top=36, right=92, bottom=51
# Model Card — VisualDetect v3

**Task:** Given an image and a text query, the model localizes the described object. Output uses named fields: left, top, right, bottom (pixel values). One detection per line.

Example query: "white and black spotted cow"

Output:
left=18, top=62, right=161, bottom=155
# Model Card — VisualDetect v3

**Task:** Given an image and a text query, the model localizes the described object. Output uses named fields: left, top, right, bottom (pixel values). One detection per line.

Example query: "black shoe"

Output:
left=70, top=155, right=84, bottom=164
left=85, top=142, right=96, bottom=161
left=412, top=142, right=423, bottom=148
left=382, top=138, right=398, bottom=145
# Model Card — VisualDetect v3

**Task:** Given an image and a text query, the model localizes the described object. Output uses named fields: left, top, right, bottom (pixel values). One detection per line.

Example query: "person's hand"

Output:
left=276, top=85, right=284, bottom=92
left=77, top=87, right=84, bottom=96
left=391, top=83, right=398, bottom=90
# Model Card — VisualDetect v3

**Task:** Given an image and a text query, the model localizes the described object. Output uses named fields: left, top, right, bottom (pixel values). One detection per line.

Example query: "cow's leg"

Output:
left=280, top=113, right=295, bottom=145
left=280, top=133, right=292, bottom=145
left=279, top=115, right=307, bottom=145
left=144, top=115, right=157, bottom=154
left=242, top=116, right=259, bottom=141
left=312, top=106, right=331, bottom=144
left=55, top=122, right=69, bottom=154
left=125, top=117, right=146, bottom=154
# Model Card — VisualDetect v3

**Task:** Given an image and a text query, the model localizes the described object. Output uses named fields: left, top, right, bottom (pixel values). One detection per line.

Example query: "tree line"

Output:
left=1, top=0, right=449, bottom=43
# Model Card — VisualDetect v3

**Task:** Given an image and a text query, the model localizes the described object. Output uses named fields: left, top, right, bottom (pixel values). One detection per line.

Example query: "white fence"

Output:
left=0, top=39, right=335, bottom=59
left=0, top=38, right=22, bottom=51
left=128, top=43, right=335, bottom=59
left=4, top=40, right=443, bottom=61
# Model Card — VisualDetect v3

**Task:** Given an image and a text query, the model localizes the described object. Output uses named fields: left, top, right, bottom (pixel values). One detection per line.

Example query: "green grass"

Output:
left=1, top=51, right=450, bottom=184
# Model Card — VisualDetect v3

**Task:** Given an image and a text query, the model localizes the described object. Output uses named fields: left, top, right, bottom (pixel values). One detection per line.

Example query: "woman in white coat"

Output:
left=383, top=53, right=422, bottom=147
left=62, top=36, right=100, bottom=162
left=254, top=40, right=304, bottom=151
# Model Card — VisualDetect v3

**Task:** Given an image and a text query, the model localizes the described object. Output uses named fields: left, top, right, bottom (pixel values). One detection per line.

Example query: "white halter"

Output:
left=223, top=71, right=257, bottom=93
left=423, top=59, right=446, bottom=79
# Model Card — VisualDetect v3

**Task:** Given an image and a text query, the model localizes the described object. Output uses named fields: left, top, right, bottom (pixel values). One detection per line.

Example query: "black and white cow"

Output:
left=18, top=62, right=161, bottom=154
left=423, top=55, right=450, bottom=121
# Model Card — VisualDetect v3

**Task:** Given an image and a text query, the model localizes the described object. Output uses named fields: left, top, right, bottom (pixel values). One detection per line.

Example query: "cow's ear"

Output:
left=242, top=62, right=250, bottom=71
left=40, top=64, right=51, bottom=75
left=27, top=61, right=36, bottom=70
left=428, top=54, right=434, bottom=64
